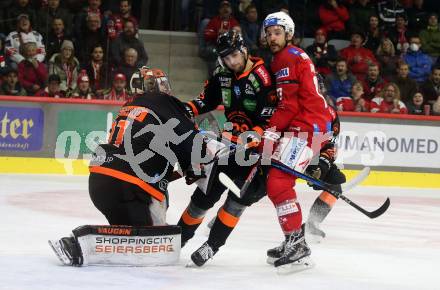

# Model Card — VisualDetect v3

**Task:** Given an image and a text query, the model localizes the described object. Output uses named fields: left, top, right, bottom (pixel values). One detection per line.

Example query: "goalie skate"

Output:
left=48, top=239, right=75, bottom=266
left=276, top=256, right=315, bottom=275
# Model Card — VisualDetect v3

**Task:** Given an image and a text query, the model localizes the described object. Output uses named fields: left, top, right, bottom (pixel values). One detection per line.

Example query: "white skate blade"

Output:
left=266, top=256, right=277, bottom=265
left=48, top=240, right=71, bottom=266
left=185, top=261, right=204, bottom=268
left=276, top=257, right=315, bottom=275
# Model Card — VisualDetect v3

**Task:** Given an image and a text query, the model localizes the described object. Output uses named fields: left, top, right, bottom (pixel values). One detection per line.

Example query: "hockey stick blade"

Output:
left=339, top=195, right=390, bottom=219
left=271, top=161, right=390, bottom=219
left=218, top=172, right=241, bottom=197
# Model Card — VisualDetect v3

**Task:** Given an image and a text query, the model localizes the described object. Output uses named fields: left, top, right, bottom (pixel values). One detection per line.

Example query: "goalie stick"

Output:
left=219, top=163, right=389, bottom=219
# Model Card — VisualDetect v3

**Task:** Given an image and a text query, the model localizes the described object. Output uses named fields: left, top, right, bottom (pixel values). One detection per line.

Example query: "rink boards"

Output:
left=1, top=96, right=440, bottom=188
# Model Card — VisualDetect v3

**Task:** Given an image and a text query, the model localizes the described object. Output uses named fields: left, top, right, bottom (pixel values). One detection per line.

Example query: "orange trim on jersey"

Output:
left=222, top=131, right=240, bottom=144
left=252, top=125, right=264, bottom=137
left=89, top=166, right=165, bottom=202
left=181, top=208, right=204, bottom=225
left=187, top=101, right=199, bottom=116
left=319, top=191, right=337, bottom=207
left=235, top=57, right=264, bottom=80
left=217, top=207, right=239, bottom=228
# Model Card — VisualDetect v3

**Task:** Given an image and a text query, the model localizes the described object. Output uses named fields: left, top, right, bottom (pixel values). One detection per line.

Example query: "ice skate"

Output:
left=305, top=221, right=326, bottom=243
left=266, top=241, right=285, bottom=265
left=188, top=242, right=218, bottom=267
left=48, top=237, right=83, bottom=266
left=274, top=225, right=313, bottom=273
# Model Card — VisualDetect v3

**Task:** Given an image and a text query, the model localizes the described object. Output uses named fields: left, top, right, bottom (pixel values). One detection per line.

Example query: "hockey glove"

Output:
left=185, top=164, right=207, bottom=185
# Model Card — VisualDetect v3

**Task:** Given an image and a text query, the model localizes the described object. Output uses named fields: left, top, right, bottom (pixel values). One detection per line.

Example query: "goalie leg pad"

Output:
left=57, top=225, right=182, bottom=266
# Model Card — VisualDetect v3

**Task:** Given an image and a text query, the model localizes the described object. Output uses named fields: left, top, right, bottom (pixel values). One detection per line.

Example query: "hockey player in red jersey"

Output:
left=260, top=12, right=334, bottom=269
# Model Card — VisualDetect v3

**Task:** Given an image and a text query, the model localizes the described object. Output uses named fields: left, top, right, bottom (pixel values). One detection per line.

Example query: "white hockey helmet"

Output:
left=262, top=11, right=295, bottom=37
left=130, top=66, right=171, bottom=95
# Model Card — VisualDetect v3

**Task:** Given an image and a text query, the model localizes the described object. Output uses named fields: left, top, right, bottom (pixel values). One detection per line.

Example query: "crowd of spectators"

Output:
left=0, top=0, right=144, bottom=101
left=195, top=0, right=440, bottom=115
left=0, top=0, right=439, bottom=116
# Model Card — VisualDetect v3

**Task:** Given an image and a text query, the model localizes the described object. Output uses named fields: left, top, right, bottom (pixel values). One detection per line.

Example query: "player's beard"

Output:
left=269, top=42, right=282, bottom=53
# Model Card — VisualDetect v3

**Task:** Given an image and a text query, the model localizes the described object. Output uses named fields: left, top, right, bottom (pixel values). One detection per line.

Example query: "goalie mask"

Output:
left=130, top=66, right=171, bottom=95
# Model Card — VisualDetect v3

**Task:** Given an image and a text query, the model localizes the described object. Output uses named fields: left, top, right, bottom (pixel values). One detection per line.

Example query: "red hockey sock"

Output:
left=267, top=167, right=303, bottom=234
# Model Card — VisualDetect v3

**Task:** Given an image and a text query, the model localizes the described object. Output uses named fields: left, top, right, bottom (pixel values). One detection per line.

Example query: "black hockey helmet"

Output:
left=216, top=30, right=246, bottom=58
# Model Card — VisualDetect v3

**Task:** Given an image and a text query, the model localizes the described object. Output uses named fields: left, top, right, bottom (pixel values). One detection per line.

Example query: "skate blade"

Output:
left=266, top=256, right=278, bottom=265
left=48, top=240, right=71, bottom=266
left=185, top=261, right=204, bottom=268
left=276, top=257, right=315, bottom=275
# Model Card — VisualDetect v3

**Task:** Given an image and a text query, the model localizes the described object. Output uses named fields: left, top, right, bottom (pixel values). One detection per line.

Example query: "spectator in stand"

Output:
left=364, top=15, right=382, bottom=52
left=0, top=67, right=26, bottom=96
left=204, top=1, right=239, bottom=44
left=5, top=0, right=37, bottom=33
left=406, top=0, right=429, bottom=34
left=377, top=0, right=405, bottom=30
left=5, top=14, right=46, bottom=67
left=202, top=1, right=239, bottom=73
left=348, top=0, right=377, bottom=33
left=361, top=63, right=387, bottom=99
left=118, top=47, right=139, bottom=82
left=76, top=13, right=106, bottom=64
left=391, top=62, right=418, bottom=103
left=318, top=0, right=349, bottom=39
left=17, top=42, right=48, bottom=95
left=103, top=73, right=130, bottom=101
left=35, top=74, right=64, bottom=98
left=370, top=82, right=408, bottom=114
left=110, top=19, right=148, bottom=66
left=325, top=58, right=357, bottom=105
left=406, top=91, right=429, bottom=115
left=432, top=96, right=440, bottom=115
left=305, top=28, right=338, bottom=76
left=420, top=66, right=440, bottom=104
left=340, top=31, right=378, bottom=80
left=336, top=81, right=370, bottom=112
left=419, top=13, right=440, bottom=63
left=240, top=4, right=260, bottom=55
left=45, top=18, right=73, bottom=60
left=375, top=37, right=400, bottom=80
left=37, top=0, right=74, bottom=38
left=48, top=40, right=80, bottom=94
left=110, top=0, right=138, bottom=35
left=0, top=36, right=6, bottom=69
left=83, top=44, right=112, bottom=97
left=403, top=35, right=433, bottom=83
left=74, top=0, right=104, bottom=39
left=387, top=14, right=410, bottom=55
left=68, top=71, right=95, bottom=99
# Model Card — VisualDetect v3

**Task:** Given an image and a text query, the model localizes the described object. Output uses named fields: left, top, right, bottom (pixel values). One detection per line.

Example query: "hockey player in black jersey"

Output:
left=49, top=67, right=216, bottom=266
left=178, top=30, right=277, bottom=267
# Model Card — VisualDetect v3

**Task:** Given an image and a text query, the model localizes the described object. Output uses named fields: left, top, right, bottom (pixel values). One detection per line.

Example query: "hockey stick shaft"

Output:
left=270, top=161, right=390, bottom=219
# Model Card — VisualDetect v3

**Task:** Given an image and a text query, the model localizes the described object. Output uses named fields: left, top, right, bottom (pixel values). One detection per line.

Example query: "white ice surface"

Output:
left=0, top=174, right=439, bottom=290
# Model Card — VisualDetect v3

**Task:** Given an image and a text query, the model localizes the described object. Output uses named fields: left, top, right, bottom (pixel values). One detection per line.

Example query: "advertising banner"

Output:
left=0, top=106, right=44, bottom=151
left=337, top=121, right=440, bottom=170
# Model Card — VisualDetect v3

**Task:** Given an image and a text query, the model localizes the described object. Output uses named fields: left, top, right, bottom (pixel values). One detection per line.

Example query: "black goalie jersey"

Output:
left=89, top=92, right=199, bottom=202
